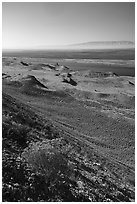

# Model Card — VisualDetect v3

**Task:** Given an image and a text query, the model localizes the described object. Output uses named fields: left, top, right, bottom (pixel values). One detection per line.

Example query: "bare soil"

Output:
left=2, top=56, right=135, bottom=201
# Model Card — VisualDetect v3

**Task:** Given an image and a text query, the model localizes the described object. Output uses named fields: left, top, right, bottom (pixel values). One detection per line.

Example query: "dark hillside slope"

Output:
left=2, top=92, right=135, bottom=202
left=20, top=75, right=48, bottom=95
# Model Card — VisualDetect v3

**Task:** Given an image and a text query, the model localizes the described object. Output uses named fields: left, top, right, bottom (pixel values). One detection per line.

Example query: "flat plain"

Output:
left=2, top=49, right=135, bottom=201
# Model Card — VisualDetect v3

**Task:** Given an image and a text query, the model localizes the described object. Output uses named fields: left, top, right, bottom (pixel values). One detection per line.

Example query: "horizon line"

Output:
left=2, top=40, right=135, bottom=51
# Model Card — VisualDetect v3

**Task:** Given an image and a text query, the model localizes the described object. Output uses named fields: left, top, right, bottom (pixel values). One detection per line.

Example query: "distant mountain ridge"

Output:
left=70, top=41, right=134, bottom=45
left=2, top=41, right=135, bottom=51
left=67, top=41, right=135, bottom=50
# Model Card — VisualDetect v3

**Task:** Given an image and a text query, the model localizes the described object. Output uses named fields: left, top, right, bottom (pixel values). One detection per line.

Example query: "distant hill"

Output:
left=2, top=41, right=135, bottom=52
left=67, top=41, right=135, bottom=50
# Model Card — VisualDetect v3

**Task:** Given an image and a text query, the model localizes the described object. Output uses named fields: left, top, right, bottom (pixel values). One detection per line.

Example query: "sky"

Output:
left=2, top=2, right=135, bottom=49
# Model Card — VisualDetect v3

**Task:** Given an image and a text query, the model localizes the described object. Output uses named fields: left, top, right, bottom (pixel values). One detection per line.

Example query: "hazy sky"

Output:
left=2, top=2, right=135, bottom=49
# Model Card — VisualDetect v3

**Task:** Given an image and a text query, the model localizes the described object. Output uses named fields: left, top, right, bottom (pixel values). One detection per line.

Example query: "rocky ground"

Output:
left=2, top=57, right=135, bottom=201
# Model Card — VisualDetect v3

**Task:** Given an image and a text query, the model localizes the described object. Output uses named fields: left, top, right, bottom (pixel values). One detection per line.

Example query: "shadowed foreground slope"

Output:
left=2, top=92, right=135, bottom=202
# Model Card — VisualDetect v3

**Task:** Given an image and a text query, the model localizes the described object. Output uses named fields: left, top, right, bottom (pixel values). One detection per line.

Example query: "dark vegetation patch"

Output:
left=2, top=93, right=92, bottom=201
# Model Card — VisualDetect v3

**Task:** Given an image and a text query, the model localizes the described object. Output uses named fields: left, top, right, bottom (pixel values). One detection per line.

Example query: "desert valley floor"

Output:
left=2, top=54, right=135, bottom=201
